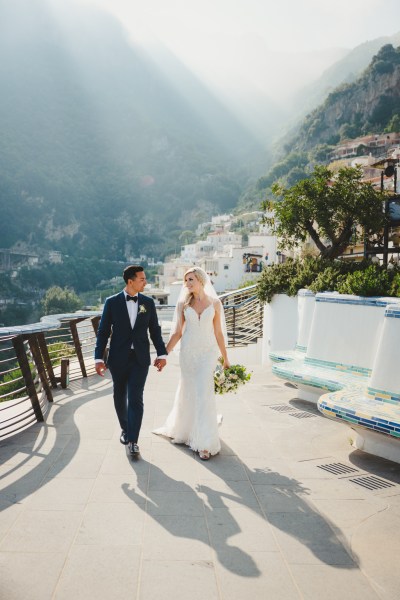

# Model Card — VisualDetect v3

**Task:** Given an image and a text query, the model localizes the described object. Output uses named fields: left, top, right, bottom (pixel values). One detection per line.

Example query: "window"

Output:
left=224, top=265, right=229, bottom=270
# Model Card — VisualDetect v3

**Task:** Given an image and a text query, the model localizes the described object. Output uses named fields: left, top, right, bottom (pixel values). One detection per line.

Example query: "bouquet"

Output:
left=214, top=358, right=251, bottom=395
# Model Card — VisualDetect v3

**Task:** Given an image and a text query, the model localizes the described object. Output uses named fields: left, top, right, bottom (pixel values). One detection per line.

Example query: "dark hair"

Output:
left=123, top=265, right=144, bottom=283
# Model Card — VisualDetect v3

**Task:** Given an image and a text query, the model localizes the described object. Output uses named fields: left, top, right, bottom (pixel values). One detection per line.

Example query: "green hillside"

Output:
left=0, top=0, right=264, bottom=261
left=256, top=44, right=400, bottom=192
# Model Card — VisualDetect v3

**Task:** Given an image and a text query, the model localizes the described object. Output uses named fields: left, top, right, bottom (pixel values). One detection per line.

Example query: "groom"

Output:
left=95, top=265, right=167, bottom=457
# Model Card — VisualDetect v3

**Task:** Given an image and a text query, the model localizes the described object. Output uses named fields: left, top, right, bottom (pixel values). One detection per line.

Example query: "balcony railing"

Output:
left=0, top=312, right=101, bottom=441
left=220, top=285, right=263, bottom=346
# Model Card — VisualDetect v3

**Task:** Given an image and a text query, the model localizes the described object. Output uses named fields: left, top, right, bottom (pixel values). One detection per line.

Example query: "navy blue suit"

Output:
left=95, top=291, right=167, bottom=443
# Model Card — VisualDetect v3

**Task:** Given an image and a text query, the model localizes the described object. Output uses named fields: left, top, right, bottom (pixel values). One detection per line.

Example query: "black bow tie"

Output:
left=126, top=295, right=138, bottom=302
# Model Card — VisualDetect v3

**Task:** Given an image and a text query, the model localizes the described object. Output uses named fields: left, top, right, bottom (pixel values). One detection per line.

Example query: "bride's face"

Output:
left=185, top=273, right=202, bottom=294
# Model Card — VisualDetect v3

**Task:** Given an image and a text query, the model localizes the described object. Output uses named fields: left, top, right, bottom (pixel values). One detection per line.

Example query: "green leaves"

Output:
left=256, top=257, right=400, bottom=303
left=41, top=286, right=82, bottom=315
left=265, top=165, right=385, bottom=260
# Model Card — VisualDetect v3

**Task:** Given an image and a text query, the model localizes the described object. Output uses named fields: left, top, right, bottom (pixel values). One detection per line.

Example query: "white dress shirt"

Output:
left=124, top=291, right=139, bottom=330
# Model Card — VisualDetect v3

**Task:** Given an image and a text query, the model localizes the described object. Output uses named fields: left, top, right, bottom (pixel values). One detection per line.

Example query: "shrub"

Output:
left=257, top=260, right=299, bottom=303
left=0, top=369, right=27, bottom=401
left=390, top=272, right=400, bottom=297
left=47, top=341, right=76, bottom=366
left=336, top=265, right=392, bottom=296
left=257, top=258, right=400, bottom=303
left=257, top=257, right=351, bottom=302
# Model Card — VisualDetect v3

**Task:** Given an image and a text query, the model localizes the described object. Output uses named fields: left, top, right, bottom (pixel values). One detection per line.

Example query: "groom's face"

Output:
left=127, top=271, right=147, bottom=295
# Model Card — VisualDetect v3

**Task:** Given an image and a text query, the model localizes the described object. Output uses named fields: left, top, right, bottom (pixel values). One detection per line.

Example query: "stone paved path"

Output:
left=1, top=354, right=400, bottom=599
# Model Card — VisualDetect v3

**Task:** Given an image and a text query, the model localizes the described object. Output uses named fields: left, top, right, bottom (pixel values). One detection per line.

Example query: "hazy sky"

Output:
left=79, top=0, right=400, bottom=103
left=82, top=0, right=400, bottom=53
left=44, top=0, right=400, bottom=141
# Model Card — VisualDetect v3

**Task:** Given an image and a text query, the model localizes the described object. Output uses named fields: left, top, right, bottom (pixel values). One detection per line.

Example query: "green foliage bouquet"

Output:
left=214, top=359, right=251, bottom=395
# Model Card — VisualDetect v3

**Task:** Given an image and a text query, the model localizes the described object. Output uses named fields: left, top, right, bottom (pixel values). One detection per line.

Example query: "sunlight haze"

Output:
left=75, top=0, right=400, bottom=125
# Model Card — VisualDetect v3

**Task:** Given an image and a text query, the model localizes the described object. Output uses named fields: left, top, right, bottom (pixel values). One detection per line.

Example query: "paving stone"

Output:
left=142, top=515, right=212, bottom=561
left=0, top=552, right=65, bottom=600
left=213, top=551, right=300, bottom=599
left=0, top=509, right=82, bottom=553
left=54, top=545, right=141, bottom=600
left=139, top=559, right=219, bottom=600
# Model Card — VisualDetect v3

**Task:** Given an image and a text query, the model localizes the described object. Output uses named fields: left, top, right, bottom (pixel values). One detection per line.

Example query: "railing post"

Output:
left=28, top=334, right=54, bottom=403
left=232, top=307, right=236, bottom=347
left=37, top=332, right=58, bottom=388
left=12, top=335, right=44, bottom=422
left=91, top=315, right=101, bottom=336
left=69, top=319, right=87, bottom=378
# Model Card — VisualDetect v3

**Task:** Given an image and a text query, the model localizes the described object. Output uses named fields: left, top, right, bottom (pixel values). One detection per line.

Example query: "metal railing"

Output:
left=155, top=285, right=262, bottom=347
left=220, top=285, right=263, bottom=346
left=0, top=312, right=101, bottom=440
left=0, top=284, right=262, bottom=439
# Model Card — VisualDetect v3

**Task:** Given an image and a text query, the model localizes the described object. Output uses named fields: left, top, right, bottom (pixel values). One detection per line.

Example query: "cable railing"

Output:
left=0, top=284, right=262, bottom=439
left=220, top=285, right=263, bottom=346
left=0, top=312, right=101, bottom=441
left=154, top=285, right=262, bottom=347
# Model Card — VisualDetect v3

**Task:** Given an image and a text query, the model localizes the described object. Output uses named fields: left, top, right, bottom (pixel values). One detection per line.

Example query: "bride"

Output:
left=153, top=267, right=230, bottom=460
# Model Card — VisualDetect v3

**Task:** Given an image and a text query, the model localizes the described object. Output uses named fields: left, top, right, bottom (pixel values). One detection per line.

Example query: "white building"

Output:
left=200, top=245, right=266, bottom=293
left=248, top=233, right=278, bottom=267
left=210, top=214, right=233, bottom=228
left=157, top=214, right=279, bottom=300
left=206, top=231, right=242, bottom=250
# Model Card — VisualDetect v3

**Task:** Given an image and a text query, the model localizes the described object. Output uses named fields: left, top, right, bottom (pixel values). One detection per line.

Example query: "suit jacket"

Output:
left=94, top=291, right=167, bottom=369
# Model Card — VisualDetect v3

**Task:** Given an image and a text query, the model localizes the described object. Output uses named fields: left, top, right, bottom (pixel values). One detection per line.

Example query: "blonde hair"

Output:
left=183, top=267, right=207, bottom=308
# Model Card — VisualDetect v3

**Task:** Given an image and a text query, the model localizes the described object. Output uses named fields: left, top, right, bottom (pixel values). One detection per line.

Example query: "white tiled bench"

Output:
left=318, top=303, right=400, bottom=463
left=272, top=293, right=396, bottom=403
left=269, top=289, right=315, bottom=363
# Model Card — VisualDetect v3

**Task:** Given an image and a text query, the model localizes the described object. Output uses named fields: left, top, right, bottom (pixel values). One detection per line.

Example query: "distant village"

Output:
left=152, top=132, right=400, bottom=303
left=1, top=131, right=399, bottom=308
left=153, top=210, right=274, bottom=304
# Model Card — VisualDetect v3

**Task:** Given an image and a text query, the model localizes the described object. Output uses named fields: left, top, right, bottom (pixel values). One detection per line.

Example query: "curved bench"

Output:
left=272, top=293, right=398, bottom=403
left=319, top=304, right=400, bottom=463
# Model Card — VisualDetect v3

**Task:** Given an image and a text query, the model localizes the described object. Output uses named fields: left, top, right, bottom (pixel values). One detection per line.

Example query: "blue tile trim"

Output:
left=385, top=306, right=400, bottom=318
left=368, top=386, right=400, bottom=403
left=304, top=356, right=371, bottom=376
left=315, top=294, right=398, bottom=307
left=318, top=386, right=400, bottom=439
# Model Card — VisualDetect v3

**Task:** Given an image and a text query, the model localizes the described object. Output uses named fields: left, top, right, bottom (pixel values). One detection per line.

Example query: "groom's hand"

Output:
left=95, top=361, right=107, bottom=377
left=154, top=358, right=167, bottom=372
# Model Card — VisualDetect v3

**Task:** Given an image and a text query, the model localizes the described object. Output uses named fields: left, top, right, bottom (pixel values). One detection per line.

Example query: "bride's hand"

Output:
left=223, top=357, right=230, bottom=369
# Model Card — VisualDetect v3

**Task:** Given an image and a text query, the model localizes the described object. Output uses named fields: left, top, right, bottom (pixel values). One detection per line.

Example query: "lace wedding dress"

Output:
left=153, top=303, right=221, bottom=455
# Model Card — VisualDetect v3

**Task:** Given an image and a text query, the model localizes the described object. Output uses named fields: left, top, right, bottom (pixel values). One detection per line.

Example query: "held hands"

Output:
left=154, top=358, right=167, bottom=372
left=95, top=361, right=107, bottom=377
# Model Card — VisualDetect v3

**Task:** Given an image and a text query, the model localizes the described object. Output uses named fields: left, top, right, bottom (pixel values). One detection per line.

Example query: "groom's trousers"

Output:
left=108, top=350, right=149, bottom=443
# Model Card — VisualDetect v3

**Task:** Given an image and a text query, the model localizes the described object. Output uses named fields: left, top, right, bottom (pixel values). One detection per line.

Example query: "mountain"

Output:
left=0, top=0, right=266, bottom=261
left=253, top=43, right=400, bottom=194
left=292, top=31, right=400, bottom=119
left=293, top=44, right=400, bottom=152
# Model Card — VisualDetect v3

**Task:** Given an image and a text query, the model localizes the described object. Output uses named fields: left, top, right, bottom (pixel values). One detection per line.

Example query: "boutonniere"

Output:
left=138, top=304, right=147, bottom=314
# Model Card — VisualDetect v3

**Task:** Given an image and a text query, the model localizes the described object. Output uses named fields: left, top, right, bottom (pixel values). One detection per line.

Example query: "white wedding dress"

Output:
left=153, top=303, right=221, bottom=455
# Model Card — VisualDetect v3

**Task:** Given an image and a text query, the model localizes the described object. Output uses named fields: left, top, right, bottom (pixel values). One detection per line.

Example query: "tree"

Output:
left=179, top=230, right=194, bottom=245
left=41, top=286, right=82, bottom=315
left=263, top=165, right=386, bottom=260
left=385, top=114, right=400, bottom=133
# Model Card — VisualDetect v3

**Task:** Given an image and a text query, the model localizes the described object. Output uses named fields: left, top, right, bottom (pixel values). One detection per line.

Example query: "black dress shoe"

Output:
left=128, top=442, right=140, bottom=457
left=120, top=431, right=128, bottom=445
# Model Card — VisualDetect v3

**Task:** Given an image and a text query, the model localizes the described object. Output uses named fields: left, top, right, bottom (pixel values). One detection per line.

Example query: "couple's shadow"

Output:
left=122, top=449, right=260, bottom=576
left=122, top=440, right=357, bottom=577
